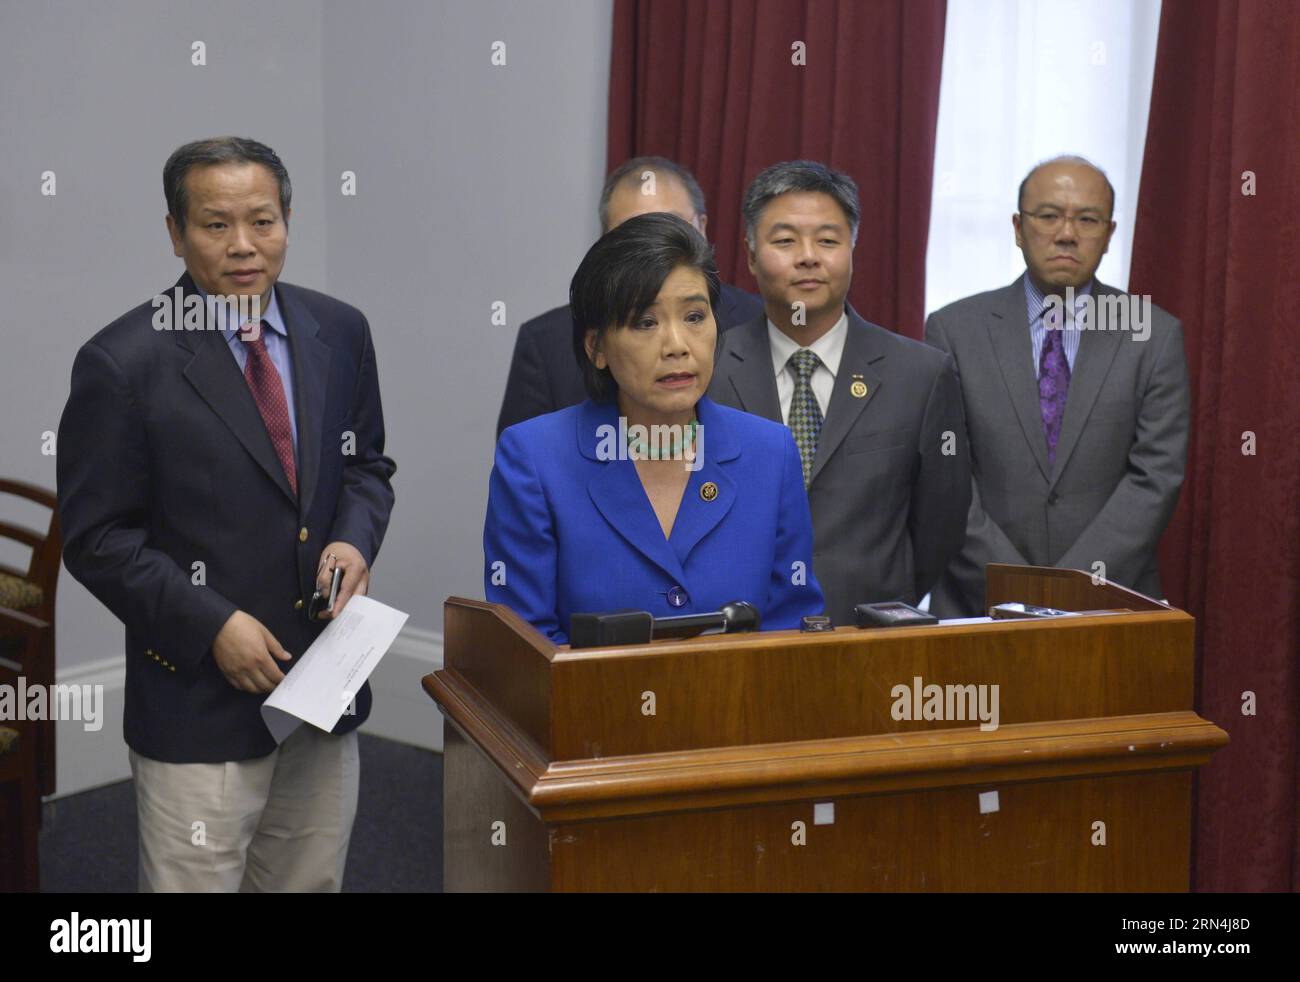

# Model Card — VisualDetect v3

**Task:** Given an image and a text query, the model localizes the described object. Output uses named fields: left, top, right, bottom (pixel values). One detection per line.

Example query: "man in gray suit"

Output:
left=926, top=155, right=1189, bottom=616
left=709, top=161, right=970, bottom=625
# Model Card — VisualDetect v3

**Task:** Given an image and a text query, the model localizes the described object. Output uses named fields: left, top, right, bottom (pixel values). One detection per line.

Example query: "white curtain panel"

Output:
left=925, top=0, right=1162, bottom=314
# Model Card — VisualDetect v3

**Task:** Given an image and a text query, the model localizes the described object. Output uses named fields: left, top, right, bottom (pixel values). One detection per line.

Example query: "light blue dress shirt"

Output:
left=1025, top=276, right=1092, bottom=378
left=196, top=285, right=298, bottom=451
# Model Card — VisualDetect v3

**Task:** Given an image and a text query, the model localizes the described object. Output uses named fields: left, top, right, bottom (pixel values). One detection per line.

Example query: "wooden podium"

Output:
left=424, top=565, right=1227, bottom=891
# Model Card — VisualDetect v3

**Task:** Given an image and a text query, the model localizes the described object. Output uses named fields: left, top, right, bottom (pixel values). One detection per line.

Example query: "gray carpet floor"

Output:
left=37, top=734, right=443, bottom=892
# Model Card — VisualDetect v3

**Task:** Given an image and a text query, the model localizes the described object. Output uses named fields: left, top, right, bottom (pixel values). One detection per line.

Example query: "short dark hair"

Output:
left=164, top=137, right=292, bottom=231
left=1017, top=154, right=1115, bottom=217
left=570, top=212, right=721, bottom=402
left=598, top=156, right=707, bottom=232
left=743, top=160, right=860, bottom=248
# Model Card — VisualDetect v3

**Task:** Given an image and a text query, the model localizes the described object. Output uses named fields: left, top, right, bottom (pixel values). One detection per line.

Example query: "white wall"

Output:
left=1, top=0, right=613, bottom=792
left=0, top=0, right=329, bottom=673
left=321, top=0, right=613, bottom=635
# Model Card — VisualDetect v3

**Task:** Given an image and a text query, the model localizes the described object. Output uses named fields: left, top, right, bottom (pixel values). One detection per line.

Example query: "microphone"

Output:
left=651, top=601, right=761, bottom=639
left=569, top=601, right=761, bottom=649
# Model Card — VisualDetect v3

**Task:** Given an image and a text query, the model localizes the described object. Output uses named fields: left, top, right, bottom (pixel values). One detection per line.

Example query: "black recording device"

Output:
left=853, top=600, right=938, bottom=628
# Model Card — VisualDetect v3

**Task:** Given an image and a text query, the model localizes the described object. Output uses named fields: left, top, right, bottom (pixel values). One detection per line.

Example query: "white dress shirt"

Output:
left=768, top=312, right=848, bottom=424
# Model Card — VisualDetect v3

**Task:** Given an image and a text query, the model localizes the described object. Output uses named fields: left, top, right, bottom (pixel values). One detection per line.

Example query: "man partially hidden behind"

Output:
left=57, top=137, right=396, bottom=891
left=496, top=155, right=763, bottom=436
left=709, top=160, right=971, bottom=626
left=925, top=155, right=1189, bottom=616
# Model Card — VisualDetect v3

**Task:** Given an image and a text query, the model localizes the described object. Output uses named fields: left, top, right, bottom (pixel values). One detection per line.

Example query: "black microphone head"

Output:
left=719, top=601, right=761, bottom=633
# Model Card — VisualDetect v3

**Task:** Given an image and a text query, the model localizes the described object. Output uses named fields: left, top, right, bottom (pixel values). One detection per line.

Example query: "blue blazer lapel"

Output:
left=667, top=396, right=738, bottom=565
left=280, top=286, right=332, bottom=518
left=175, top=274, right=297, bottom=506
left=579, top=401, right=686, bottom=584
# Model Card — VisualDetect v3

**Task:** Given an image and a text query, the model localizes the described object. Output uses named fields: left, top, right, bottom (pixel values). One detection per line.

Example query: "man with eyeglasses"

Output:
left=924, top=155, right=1189, bottom=615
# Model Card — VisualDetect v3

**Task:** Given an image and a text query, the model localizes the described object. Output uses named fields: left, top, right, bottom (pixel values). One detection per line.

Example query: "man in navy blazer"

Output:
left=57, top=138, right=396, bottom=892
left=496, top=156, right=763, bottom=436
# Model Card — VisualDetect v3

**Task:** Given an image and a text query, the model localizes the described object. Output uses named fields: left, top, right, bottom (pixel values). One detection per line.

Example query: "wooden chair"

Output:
left=0, top=479, right=60, bottom=798
left=0, top=610, right=47, bottom=891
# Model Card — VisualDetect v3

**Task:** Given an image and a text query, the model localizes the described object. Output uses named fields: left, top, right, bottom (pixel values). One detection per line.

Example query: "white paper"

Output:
left=260, top=595, right=409, bottom=744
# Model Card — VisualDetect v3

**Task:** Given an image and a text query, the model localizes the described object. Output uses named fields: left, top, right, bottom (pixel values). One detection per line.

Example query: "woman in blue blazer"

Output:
left=484, top=213, right=823, bottom=644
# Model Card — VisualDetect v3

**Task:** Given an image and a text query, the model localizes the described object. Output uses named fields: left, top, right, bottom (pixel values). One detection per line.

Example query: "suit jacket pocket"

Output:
left=845, top=427, right=912, bottom=455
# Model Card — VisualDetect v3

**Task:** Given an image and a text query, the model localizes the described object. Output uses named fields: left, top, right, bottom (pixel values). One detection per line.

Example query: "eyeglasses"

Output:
left=1019, top=209, right=1111, bottom=238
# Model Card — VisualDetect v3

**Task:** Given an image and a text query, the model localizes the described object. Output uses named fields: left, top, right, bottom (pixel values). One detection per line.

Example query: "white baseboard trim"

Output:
left=50, top=626, right=445, bottom=800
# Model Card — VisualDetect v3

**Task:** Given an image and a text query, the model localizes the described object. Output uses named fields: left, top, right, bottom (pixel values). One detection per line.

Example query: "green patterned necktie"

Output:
left=786, top=348, right=824, bottom=488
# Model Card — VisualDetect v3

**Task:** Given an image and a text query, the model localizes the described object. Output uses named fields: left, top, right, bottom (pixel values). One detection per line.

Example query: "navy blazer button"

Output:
left=294, top=599, right=304, bottom=610
left=299, top=527, right=309, bottom=542
left=667, top=586, right=689, bottom=608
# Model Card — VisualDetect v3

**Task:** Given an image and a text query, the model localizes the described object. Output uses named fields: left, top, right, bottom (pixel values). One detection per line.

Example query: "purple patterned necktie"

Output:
left=1038, top=305, right=1071, bottom=468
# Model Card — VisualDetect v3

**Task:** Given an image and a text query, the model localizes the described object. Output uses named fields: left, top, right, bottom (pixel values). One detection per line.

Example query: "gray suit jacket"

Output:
left=708, top=306, right=971, bottom=625
left=924, top=276, right=1189, bottom=616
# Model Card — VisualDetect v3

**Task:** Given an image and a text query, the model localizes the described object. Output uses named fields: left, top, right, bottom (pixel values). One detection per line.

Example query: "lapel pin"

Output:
left=700, top=481, right=719, bottom=502
left=851, top=375, right=868, bottom=399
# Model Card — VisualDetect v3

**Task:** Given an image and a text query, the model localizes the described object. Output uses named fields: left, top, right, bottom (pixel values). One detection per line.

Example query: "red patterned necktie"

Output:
left=240, top=323, right=297, bottom=496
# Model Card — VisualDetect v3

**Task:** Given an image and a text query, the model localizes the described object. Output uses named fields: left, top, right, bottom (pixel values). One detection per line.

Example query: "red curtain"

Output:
left=608, top=0, right=947, bottom=339
left=1129, top=0, right=1300, bottom=892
